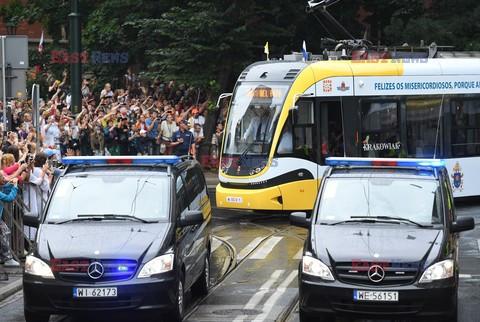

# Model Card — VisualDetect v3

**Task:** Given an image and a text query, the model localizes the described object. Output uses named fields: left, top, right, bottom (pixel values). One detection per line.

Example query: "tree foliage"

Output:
left=362, top=0, right=480, bottom=50
left=2, top=0, right=479, bottom=93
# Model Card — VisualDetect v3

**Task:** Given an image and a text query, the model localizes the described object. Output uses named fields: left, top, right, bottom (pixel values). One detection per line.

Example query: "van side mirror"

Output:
left=290, top=212, right=311, bottom=229
left=451, top=216, right=475, bottom=233
left=179, top=210, right=204, bottom=227
left=23, top=212, right=40, bottom=228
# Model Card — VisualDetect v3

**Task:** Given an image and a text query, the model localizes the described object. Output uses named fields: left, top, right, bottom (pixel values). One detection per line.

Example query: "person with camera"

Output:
left=0, top=175, right=20, bottom=268
left=77, top=110, right=92, bottom=157
left=90, top=126, right=105, bottom=156
left=145, top=111, right=161, bottom=155
left=117, top=118, right=130, bottom=155
left=104, top=119, right=120, bottom=156
left=23, top=152, right=51, bottom=241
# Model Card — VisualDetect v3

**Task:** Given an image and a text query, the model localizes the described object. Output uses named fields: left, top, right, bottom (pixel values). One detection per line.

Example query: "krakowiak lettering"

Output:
left=363, top=142, right=401, bottom=152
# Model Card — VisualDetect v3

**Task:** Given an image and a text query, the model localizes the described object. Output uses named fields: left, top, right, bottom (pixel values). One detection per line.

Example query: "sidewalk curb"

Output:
left=0, top=278, right=22, bottom=302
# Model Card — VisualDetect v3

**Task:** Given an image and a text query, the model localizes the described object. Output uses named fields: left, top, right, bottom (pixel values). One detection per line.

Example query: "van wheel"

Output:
left=168, top=272, right=185, bottom=322
left=24, top=309, right=50, bottom=322
left=192, top=253, right=210, bottom=296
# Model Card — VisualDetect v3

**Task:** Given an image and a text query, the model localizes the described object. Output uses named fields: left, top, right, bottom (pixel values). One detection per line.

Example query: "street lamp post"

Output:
left=69, top=0, right=82, bottom=114
left=5, top=22, right=17, bottom=35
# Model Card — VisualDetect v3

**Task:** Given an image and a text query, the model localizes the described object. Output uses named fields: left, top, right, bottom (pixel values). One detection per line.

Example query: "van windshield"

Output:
left=317, top=177, right=443, bottom=225
left=45, top=175, right=170, bottom=223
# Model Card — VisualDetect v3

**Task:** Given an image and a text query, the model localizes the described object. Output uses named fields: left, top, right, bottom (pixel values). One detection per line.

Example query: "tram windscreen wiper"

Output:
left=237, top=142, right=256, bottom=166
left=351, top=216, right=433, bottom=228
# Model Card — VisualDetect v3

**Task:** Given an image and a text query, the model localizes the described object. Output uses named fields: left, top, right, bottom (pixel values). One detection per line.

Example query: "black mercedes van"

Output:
left=291, top=157, right=475, bottom=322
left=23, top=156, right=212, bottom=322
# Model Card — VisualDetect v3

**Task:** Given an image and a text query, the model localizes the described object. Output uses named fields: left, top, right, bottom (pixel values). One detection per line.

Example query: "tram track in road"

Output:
left=185, top=212, right=306, bottom=321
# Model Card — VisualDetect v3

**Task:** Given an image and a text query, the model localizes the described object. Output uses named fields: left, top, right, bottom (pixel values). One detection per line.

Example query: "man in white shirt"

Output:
left=159, top=113, right=178, bottom=155
left=242, top=107, right=271, bottom=142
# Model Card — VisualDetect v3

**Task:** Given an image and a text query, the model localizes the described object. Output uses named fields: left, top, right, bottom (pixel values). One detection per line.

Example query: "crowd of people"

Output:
left=2, top=70, right=228, bottom=164
left=0, top=70, right=229, bottom=270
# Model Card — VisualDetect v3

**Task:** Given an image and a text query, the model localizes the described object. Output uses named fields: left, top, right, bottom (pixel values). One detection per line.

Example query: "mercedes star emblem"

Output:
left=87, top=261, right=104, bottom=279
left=367, top=265, right=385, bottom=283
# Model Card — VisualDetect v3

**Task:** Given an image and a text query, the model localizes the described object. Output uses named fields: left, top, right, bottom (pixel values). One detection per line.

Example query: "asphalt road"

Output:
left=0, top=199, right=479, bottom=322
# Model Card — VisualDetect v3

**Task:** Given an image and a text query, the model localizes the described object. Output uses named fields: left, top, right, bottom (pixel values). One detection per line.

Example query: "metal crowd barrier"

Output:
left=1, top=184, right=49, bottom=264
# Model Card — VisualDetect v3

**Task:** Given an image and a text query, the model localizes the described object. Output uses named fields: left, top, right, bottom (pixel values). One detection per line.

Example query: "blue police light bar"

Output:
left=325, top=157, right=445, bottom=168
left=62, top=156, right=180, bottom=165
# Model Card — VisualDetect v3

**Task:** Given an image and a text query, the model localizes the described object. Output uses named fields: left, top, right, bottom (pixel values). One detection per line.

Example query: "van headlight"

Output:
left=25, top=255, right=54, bottom=279
left=302, top=256, right=335, bottom=281
left=138, top=254, right=174, bottom=278
left=419, top=259, right=454, bottom=283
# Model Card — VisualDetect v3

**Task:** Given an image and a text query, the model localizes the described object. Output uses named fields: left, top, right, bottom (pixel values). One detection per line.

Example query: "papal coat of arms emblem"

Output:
left=451, top=161, right=464, bottom=192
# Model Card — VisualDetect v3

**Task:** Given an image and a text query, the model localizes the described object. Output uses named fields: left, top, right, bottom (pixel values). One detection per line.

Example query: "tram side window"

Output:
left=451, top=99, right=480, bottom=157
left=360, top=101, right=401, bottom=157
left=405, top=97, right=442, bottom=157
left=287, top=101, right=316, bottom=161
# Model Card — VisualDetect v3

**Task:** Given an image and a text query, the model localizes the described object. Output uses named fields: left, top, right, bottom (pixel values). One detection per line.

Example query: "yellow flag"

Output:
left=264, top=42, right=269, bottom=55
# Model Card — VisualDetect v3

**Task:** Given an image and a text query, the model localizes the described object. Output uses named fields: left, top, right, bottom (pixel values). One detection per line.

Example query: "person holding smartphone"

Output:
left=23, top=153, right=50, bottom=242
left=0, top=175, right=19, bottom=268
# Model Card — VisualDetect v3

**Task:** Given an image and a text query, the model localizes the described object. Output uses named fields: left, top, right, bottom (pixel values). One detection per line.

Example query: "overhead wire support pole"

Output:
left=69, top=0, right=82, bottom=114
left=1, top=36, right=7, bottom=132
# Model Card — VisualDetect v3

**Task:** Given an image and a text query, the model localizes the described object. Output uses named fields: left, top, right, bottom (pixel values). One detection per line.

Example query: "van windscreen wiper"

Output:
left=351, top=216, right=433, bottom=228
left=53, top=214, right=150, bottom=224
left=328, top=218, right=397, bottom=226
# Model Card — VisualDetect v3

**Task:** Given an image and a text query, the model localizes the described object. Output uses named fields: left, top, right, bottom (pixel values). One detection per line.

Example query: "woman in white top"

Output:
left=23, top=152, right=51, bottom=240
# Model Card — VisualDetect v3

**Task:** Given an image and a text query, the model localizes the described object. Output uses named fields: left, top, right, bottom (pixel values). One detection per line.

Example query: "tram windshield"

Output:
left=223, top=83, right=289, bottom=156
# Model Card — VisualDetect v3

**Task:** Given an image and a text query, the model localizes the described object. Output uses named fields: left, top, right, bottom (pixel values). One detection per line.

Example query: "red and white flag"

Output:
left=38, top=31, right=44, bottom=52
left=35, top=31, right=44, bottom=75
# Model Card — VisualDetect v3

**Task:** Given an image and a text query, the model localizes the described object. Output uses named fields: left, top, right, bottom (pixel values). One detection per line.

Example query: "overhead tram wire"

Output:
left=311, top=11, right=337, bottom=41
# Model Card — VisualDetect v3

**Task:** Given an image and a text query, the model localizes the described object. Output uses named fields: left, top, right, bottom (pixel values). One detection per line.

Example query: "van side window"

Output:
left=176, top=175, right=187, bottom=215
left=194, top=166, right=207, bottom=195
left=185, top=167, right=203, bottom=208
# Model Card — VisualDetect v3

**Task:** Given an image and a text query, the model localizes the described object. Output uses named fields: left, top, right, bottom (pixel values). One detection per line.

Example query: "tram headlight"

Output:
left=250, top=163, right=266, bottom=175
